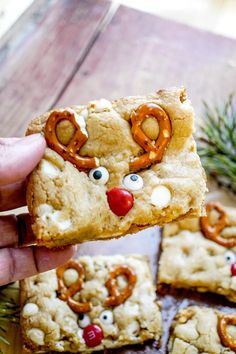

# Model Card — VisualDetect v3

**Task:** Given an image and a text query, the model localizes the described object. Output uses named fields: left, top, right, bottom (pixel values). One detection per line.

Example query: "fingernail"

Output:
left=17, top=213, right=36, bottom=247
left=21, top=134, right=45, bottom=143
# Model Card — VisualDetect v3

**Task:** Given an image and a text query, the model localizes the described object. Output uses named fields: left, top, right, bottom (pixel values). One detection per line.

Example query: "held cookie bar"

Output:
left=20, top=255, right=162, bottom=353
left=168, top=306, right=236, bottom=354
left=26, top=87, right=206, bottom=247
left=158, top=202, right=236, bottom=302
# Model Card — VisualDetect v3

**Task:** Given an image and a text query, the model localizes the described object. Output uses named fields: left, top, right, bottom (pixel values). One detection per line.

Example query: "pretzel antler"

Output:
left=104, top=265, right=137, bottom=307
left=200, top=202, right=235, bottom=247
left=129, top=103, right=172, bottom=172
left=218, top=314, right=236, bottom=351
left=56, top=260, right=91, bottom=313
left=45, top=109, right=98, bottom=171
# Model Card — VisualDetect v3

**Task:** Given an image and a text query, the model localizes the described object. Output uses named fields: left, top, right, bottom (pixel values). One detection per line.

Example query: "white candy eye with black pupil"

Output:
left=224, top=251, right=236, bottom=265
left=99, top=310, right=113, bottom=325
left=123, top=174, right=144, bottom=191
left=78, top=313, right=91, bottom=328
left=89, top=167, right=109, bottom=185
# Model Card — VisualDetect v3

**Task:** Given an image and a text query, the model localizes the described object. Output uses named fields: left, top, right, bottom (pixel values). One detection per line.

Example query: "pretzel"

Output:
left=218, top=314, right=236, bottom=351
left=129, top=103, right=172, bottom=172
left=200, top=202, right=235, bottom=247
left=56, top=260, right=91, bottom=313
left=104, top=265, right=137, bottom=307
left=45, top=110, right=98, bottom=170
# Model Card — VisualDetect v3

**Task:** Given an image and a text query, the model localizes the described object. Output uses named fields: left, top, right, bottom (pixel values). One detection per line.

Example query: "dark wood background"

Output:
left=0, top=0, right=236, bottom=353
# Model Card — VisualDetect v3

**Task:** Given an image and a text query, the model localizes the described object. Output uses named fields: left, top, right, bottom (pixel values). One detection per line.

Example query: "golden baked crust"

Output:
left=168, top=306, right=235, bottom=354
left=20, top=255, right=162, bottom=353
left=26, top=87, right=206, bottom=247
left=158, top=205, right=236, bottom=302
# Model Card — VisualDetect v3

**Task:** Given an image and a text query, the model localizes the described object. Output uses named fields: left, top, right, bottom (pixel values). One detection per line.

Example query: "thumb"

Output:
left=0, top=134, right=46, bottom=186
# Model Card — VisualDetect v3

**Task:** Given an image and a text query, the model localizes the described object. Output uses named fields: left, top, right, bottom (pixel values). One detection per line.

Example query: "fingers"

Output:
left=0, top=180, right=26, bottom=211
left=0, top=134, right=46, bottom=186
left=0, top=215, right=19, bottom=247
left=0, top=245, right=77, bottom=286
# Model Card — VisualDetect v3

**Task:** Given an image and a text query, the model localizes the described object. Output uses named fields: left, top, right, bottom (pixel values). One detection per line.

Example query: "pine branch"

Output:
left=198, top=94, right=236, bottom=193
left=0, top=284, right=20, bottom=350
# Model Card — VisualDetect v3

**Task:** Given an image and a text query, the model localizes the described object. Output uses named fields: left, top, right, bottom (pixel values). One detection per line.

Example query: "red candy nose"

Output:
left=231, top=263, right=236, bottom=276
left=106, top=187, right=134, bottom=217
left=83, top=324, right=104, bottom=347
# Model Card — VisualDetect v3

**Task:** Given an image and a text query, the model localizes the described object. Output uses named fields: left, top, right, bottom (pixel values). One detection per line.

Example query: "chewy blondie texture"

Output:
left=158, top=205, right=236, bottom=302
left=20, top=255, right=162, bottom=353
left=26, top=87, right=206, bottom=247
left=168, top=306, right=236, bottom=354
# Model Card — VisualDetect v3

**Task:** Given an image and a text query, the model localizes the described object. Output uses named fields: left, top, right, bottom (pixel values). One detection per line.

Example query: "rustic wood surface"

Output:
left=0, top=1, right=236, bottom=353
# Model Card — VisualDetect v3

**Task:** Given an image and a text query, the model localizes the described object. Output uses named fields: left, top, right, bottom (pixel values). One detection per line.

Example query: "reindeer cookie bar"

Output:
left=158, top=202, right=236, bottom=302
left=20, top=255, right=162, bottom=353
left=26, top=87, right=206, bottom=247
left=168, top=306, right=236, bottom=353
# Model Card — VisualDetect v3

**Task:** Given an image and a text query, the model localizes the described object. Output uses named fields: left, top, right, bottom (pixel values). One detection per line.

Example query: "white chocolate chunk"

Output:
left=37, top=205, right=72, bottom=231
left=75, top=113, right=88, bottom=136
left=80, top=108, right=88, bottom=119
left=41, top=159, right=60, bottom=177
left=22, top=303, right=39, bottom=318
left=150, top=185, right=171, bottom=209
left=63, top=268, right=79, bottom=287
left=89, top=98, right=112, bottom=112
left=126, top=320, right=140, bottom=336
left=27, top=328, right=45, bottom=345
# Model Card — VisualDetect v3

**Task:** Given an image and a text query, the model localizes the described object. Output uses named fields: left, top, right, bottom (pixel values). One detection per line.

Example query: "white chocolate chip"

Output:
left=89, top=98, right=112, bottom=112
left=37, top=205, right=72, bottom=231
left=126, top=320, right=140, bottom=336
left=22, top=303, right=39, bottom=318
left=27, top=328, right=45, bottom=345
left=63, top=268, right=79, bottom=287
left=74, top=113, right=88, bottom=136
left=80, top=108, right=88, bottom=119
left=41, top=159, right=60, bottom=178
left=150, top=185, right=171, bottom=209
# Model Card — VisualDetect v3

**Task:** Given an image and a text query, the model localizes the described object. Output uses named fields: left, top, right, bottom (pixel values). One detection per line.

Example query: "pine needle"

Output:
left=0, top=284, right=20, bottom=350
left=198, top=94, right=236, bottom=192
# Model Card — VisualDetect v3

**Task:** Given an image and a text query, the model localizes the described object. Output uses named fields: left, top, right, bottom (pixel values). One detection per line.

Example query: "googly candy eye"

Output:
left=89, top=167, right=109, bottom=185
left=123, top=174, right=144, bottom=191
left=224, top=251, right=236, bottom=265
left=78, top=313, right=91, bottom=328
left=99, top=310, right=113, bottom=325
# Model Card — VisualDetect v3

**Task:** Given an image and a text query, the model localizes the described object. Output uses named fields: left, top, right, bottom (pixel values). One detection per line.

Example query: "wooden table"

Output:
left=0, top=1, right=236, bottom=353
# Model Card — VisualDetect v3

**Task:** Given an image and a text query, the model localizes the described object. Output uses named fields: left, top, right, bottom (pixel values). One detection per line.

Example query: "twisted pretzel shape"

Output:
left=104, top=265, right=137, bottom=307
left=45, top=110, right=98, bottom=170
left=130, top=103, right=172, bottom=172
left=218, top=314, right=236, bottom=351
left=56, top=260, right=91, bottom=313
left=200, top=202, right=235, bottom=247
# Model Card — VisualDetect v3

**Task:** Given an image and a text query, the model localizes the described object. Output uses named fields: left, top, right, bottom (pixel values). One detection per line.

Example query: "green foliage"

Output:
left=198, top=94, right=236, bottom=192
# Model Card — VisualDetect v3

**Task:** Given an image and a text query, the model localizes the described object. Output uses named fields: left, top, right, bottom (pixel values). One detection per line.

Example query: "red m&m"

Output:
left=106, top=188, right=134, bottom=217
left=83, top=324, right=104, bottom=347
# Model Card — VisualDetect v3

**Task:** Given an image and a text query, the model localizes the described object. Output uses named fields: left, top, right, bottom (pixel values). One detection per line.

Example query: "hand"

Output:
left=0, top=134, right=76, bottom=286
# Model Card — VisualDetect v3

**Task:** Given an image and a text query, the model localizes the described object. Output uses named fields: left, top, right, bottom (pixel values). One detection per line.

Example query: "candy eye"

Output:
left=123, top=174, right=144, bottom=191
left=224, top=251, right=236, bottom=265
left=89, top=167, right=109, bottom=185
left=99, top=310, right=113, bottom=325
left=78, top=313, right=91, bottom=328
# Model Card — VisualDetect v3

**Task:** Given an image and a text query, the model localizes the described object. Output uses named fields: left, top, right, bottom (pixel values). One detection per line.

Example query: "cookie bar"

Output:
left=20, top=255, right=162, bottom=353
left=26, top=87, right=206, bottom=247
left=168, top=306, right=236, bottom=353
left=158, top=202, right=236, bottom=302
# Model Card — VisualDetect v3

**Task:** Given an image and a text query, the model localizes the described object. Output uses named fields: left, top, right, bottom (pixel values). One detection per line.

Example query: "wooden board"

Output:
left=57, top=5, right=236, bottom=116
left=0, top=0, right=113, bottom=137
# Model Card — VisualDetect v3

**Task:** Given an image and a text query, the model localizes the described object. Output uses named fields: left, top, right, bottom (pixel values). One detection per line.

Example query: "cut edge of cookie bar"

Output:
left=168, top=306, right=236, bottom=354
left=157, top=205, right=236, bottom=302
left=20, top=254, right=162, bottom=353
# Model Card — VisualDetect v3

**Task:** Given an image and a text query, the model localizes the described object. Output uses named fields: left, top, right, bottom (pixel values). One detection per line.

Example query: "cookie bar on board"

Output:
left=20, top=255, right=162, bottom=353
left=168, top=306, right=236, bottom=354
left=158, top=202, right=236, bottom=302
left=26, top=87, right=206, bottom=247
